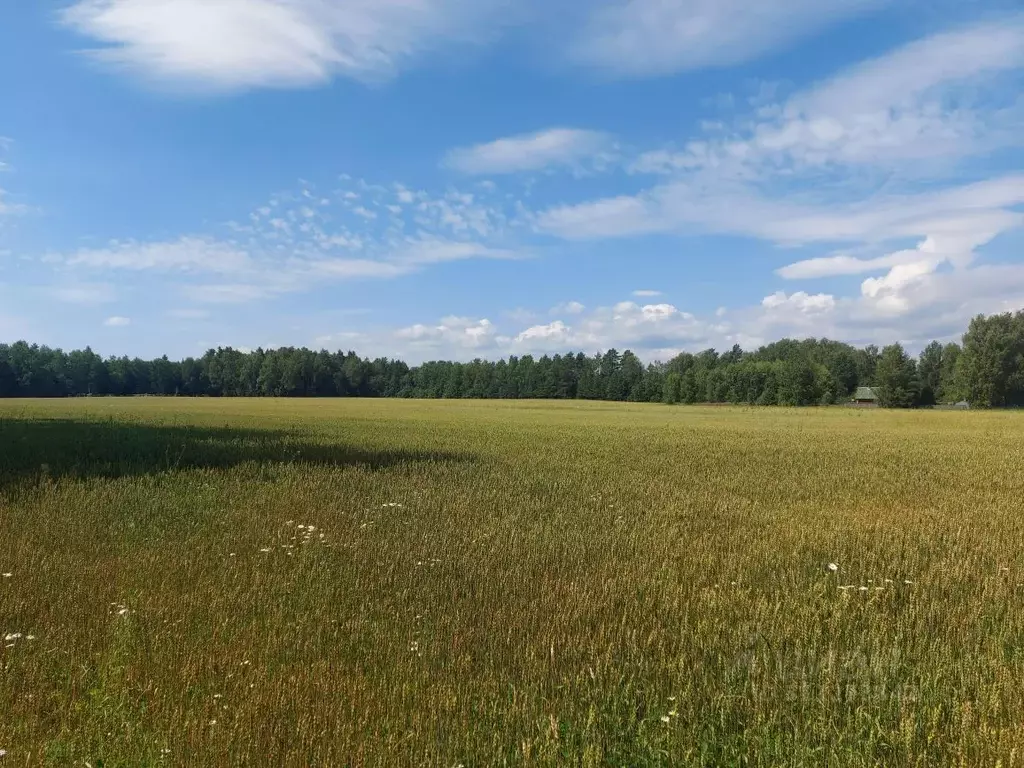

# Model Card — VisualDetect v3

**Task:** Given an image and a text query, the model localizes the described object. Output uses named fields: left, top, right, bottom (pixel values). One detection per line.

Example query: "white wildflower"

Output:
left=1, top=573, right=11, bottom=578
left=826, top=563, right=839, bottom=573
left=4, top=633, right=22, bottom=642
left=904, top=580, right=914, bottom=585
left=660, top=715, right=671, bottom=723
left=259, top=548, right=271, bottom=553
left=0, top=749, right=7, bottom=757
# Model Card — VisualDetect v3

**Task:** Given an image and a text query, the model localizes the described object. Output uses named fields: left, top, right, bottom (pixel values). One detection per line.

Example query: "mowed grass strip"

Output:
left=1, top=398, right=1023, bottom=766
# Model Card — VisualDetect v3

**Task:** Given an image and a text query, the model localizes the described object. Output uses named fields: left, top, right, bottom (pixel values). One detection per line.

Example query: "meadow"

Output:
left=1, top=398, right=1023, bottom=766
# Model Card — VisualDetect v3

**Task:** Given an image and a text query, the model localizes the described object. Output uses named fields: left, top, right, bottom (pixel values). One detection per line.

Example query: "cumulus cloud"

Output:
left=103, top=315, right=131, bottom=327
left=762, top=291, right=836, bottom=313
left=550, top=301, right=586, bottom=315
left=515, top=320, right=572, bottom=344
left=381, top=261, right=1024, bottom=361
left=61, top=0, right=507, bottom=90
left=445, top=129, right=611, bottom=175
left=395, top=316, right=498, bottom=351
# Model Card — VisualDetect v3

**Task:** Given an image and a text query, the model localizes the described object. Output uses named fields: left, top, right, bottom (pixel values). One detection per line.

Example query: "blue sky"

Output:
left=1, top=0, right=1023, bottom=362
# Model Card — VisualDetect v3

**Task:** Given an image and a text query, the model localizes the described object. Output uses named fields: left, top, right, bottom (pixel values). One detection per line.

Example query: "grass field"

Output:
left=2, top=398, right=1024, bottom=766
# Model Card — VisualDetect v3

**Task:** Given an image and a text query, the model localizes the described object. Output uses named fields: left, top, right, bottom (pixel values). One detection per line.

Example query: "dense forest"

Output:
left=2, top=312, right=1023, bottom=408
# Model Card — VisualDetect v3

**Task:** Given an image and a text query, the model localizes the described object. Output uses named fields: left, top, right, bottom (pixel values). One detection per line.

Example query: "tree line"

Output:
left=1, top=311, right=1022, bottom=408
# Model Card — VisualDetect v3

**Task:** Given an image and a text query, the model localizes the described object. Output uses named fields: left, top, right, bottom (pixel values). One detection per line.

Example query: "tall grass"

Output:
left=2, top=398, right=1023, bottom=765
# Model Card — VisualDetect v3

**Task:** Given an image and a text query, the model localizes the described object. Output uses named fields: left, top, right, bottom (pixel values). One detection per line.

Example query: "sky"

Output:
left=1, top=0, right=1023, bottom=363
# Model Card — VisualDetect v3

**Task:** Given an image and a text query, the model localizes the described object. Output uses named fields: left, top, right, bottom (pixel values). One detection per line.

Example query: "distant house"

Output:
left=852, top=386, right=878, bottom=405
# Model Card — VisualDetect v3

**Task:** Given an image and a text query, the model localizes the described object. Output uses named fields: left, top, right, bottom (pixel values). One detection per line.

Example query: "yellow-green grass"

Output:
left=1, top=398, right=1023, bottom=766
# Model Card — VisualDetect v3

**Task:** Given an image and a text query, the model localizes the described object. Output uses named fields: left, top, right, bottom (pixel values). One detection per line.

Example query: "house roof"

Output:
left=853, top=386, right=878, bottom=400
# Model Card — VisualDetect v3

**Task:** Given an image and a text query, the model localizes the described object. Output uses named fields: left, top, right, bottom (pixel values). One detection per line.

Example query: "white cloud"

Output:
left=56, top=173, right=525, bottom=306
left=396, top=239, right=518, bottom=265
left=395, top=316, right=498, bottom=351
left=761, top=291, right=836, bottom=313
left=778, top=252, right=926, bottom=280
left=103, top=315, right=131, bottom=327
left=746, top=17, right=1024, bottom=169
left=623, top=17, right=1024, bottom=181
left=539, top=174, right=1024, bottom=249
left=551, top=301, right=586, bottom=315
left=795, top=18, right=1024, bottom=119
left=302, top=258, right=410, bottom=280
left=537, top=194, right=659, bottom=240
left=632, top=289, right=662, bottom=297
left=570, top=0, right=886, bottom=77
left=61, top=0, right=505, bottom=90
left=445, top=129, right=612, bottom=175
left=67, top=237, right=251, bottom=272
left=337, top=258, right=1024, bottom=361
left=776, top=211, right=1024, bottom=301
left=516, top=320, right=571, bottom=344
left=505, top=300, right=713, bottom=357
left=383, top=300, right=720, bottom=361
left=859, top=261, right=938, bottom=314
